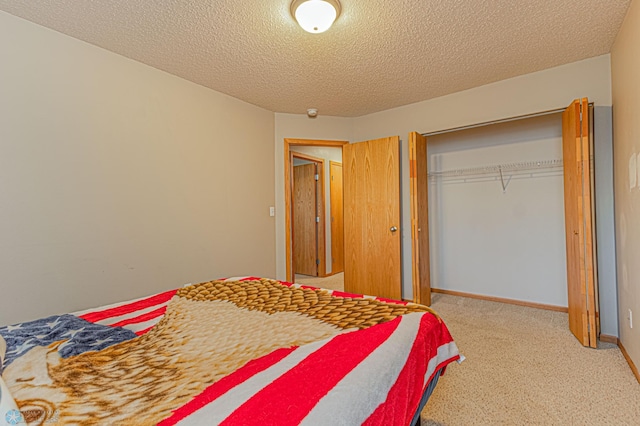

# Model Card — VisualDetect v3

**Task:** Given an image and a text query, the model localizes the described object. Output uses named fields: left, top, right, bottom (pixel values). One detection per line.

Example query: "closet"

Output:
left=410, top=98, right=602, bottom=348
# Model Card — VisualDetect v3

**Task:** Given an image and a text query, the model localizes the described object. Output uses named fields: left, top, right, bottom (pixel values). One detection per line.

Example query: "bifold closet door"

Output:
left=343, top=136, right=401, bottom=300
left=563, top=98, right=598, bottom=348
left=409, top=132, right=432, bottom=306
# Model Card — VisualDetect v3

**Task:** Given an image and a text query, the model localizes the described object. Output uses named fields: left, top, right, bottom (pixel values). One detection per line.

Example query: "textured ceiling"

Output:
left=0, top=0, right=632, bottom=117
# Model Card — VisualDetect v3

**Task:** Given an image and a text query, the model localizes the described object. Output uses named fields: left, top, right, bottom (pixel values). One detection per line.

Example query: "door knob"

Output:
left=390, top=226, right=398, bottom=232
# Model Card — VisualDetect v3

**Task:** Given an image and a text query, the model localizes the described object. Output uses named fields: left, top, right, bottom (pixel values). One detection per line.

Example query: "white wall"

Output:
left=428, top=114, right=567, bottom=307
left=352, top=54, right=617, bottom=336
left=0, top=12, right=275, bottom=325
left=275, top=113, right=353, bottom=279
left=611, top=0, right=640, bottom=373
left=291, top=146, right=342, bottom=274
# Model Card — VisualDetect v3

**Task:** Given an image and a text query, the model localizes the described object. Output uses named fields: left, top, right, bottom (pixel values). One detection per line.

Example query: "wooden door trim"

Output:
left=292, top=151, right=326, bottom=277
left=284, top=138, right=348, bottom=282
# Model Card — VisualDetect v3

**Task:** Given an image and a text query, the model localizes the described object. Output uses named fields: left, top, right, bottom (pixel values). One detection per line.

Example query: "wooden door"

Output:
left=293, top=163, right=318, bottom=276
left=409, top=132, right=431, bottom=306
left=330, top=161, right=344, bottom=274
left=343, top=136, right=401, bottom=300
left=562, top=98, right=598, bottom=348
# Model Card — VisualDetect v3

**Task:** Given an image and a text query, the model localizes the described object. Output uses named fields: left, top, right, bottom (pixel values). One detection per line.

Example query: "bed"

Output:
left=0, top=277, right=459, bottom=425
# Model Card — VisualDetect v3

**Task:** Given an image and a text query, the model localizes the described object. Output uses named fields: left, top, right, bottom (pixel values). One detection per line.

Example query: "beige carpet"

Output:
left=292, top=276, right=640, bottom=423
left=423, top=293, right=640, bottom=425
left=294, top=272, right=344, bottom=291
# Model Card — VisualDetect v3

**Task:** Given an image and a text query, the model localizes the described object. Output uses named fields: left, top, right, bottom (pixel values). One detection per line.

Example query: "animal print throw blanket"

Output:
left=0, top=278, right=459, bottom=425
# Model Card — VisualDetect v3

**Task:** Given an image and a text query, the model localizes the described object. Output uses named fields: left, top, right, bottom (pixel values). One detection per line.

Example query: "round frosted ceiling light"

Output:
left=291, top=0, right=341, bottom=34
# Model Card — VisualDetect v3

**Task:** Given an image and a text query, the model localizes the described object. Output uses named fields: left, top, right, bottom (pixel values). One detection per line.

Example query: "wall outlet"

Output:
left=629, top=309, right=633, bottom=329
left=269, top=206, right=275, bottom=217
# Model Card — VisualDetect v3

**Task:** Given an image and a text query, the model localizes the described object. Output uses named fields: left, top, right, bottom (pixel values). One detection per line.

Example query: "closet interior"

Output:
left=416, top=100, right=616, bottom=347
left=427, top=112, right=569, bottom=307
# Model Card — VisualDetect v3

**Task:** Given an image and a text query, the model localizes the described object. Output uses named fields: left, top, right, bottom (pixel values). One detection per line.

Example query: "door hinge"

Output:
left=316, top=217, right=320, bottom=223
left=315, top=174, right=319, bottom=181
left=579, top=103, right=583, bottom=121
left=316, top=259, right=320, bottom=265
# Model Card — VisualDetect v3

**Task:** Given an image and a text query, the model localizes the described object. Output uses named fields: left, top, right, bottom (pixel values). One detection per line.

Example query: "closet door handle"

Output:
left=390, top=226, right=398, bottom=232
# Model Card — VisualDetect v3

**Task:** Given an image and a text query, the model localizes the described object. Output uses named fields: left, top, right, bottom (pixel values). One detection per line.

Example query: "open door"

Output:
left=562, top=98, right=598, bottom=348
left=343, top=136, right=401, bottom=300
left=284, top=139, right=347, bottom=282
left=293, top=163, right=318, bottom=276
left=409, top=132, right=431, bottom=306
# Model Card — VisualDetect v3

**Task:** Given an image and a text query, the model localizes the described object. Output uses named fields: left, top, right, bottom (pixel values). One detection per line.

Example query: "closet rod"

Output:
left=422, top=107, right=568, bottom=137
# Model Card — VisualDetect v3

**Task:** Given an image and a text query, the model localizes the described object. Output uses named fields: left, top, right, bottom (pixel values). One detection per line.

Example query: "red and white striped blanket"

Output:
left=0, top=277, right=459, bottom=425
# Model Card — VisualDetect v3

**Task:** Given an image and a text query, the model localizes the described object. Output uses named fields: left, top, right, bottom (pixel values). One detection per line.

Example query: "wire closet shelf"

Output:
left=428, top=158, right=563, bottom=179
left=428, top=159, right=565, bottom=192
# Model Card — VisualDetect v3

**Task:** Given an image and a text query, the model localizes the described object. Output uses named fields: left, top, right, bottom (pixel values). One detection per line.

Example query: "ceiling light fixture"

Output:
left=291, top=0, right=341, bottom=34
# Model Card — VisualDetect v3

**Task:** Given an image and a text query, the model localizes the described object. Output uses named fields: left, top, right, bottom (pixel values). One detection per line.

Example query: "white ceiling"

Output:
left=0, top=0, right=632, bottom=117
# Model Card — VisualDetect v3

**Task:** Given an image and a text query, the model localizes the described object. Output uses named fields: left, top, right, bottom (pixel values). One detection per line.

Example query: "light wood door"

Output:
left=409, top=132, right=431, bottom=306
left=562, top=98, right=598, bottom=348
left=293, top=163, right=317, bottom=276
left=343, top=136, right=401, bottom=300
left=330, top=161, right=344, bottom=274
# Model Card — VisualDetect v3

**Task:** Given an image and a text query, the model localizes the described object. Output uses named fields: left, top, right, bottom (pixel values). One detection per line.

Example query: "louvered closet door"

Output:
left=562, top=98, right=598, bottom=348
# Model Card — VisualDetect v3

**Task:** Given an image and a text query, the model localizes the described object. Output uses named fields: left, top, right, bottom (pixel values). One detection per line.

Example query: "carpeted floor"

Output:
left=292, top=275, right=640, bottom=423
left=294, top=272, right=344, bottom=291
left=423, top=293, right=640, bottom=425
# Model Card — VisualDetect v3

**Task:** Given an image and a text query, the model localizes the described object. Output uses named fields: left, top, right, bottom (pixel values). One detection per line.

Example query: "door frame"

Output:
left=284, top=138, right=348, bottom=282
left=292, top=152, right=325, bottom=277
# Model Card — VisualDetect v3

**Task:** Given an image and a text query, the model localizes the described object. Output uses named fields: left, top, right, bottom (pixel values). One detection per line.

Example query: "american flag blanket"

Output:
left=0, top=277, right=459, bottom=425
